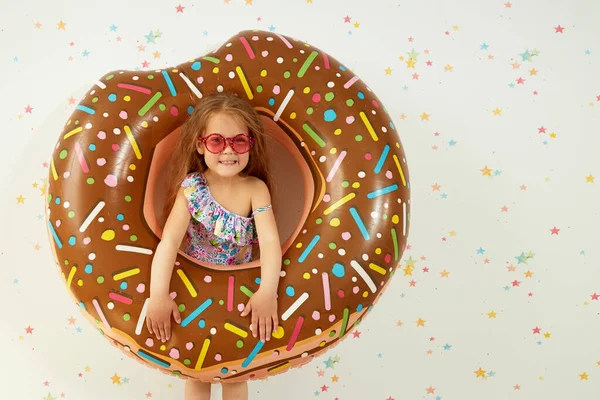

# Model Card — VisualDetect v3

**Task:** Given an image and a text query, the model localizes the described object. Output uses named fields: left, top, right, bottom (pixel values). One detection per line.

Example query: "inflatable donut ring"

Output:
left=45, top=29, right=411, bottom=382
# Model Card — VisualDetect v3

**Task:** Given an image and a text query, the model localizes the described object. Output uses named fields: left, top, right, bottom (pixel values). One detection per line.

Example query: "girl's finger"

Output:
left=259, top=317, right=267, bottom=342
left=146, top=317, right=153, bottom=334
left=251, top=313, right=258, bottom=338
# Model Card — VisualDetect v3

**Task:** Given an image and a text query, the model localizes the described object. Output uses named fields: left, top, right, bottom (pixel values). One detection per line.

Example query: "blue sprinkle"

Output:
left=55, top=197, right=61, bottom=205
left=221, top=367, right=228, bottom=374
left=339, top=65, right=346, bottom=71
left=120, top=281, right=128, bottom=290
left=357, top=91, right=365, bottom=99
left=285, top=286, right=295, bottom=296
left=323, top=109, right=337, bottom=122
left=332, top=263, right=345, bottom=278
left=254, top=277, right=261, bottom=285
left=268, top=97, right=275, bottom=106
left=84, top=264, right=93, bottom=274
left=187, top=105, right=195, bottom=114
left=356, top=304, right=363, bottom=312
left=88, top=144, right=96, bottom=151
left=117, top=214, right=124, bottom=221
left=108, top=93, right=117, bottom=102
left=68, top=236, right=76, bottom=246
left=390, top=121, right=395, bottom=130
left=198, top=319, right=206, bottom=328
left=79, top=301, right=86, bottom=310
left=191, top=61, right=202, bottom=70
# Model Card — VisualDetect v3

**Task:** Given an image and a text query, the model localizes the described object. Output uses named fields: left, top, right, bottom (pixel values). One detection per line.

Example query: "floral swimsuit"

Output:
left=180, top=172, right=272, bottom=265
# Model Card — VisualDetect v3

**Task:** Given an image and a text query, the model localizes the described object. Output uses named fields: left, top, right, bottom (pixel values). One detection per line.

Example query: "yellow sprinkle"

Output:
left=141, top=121, right=148, bottom=128
left=177, top=269, right=198, bottom=298
left=329, top=148, right=337, bottom=154
left=224, top=323, right=248, bottom=338
left=290, top=112, right=296, bottom=119
left=303, top=87, right=310, bottom=94
left=319, top=341, right=326, bottom=347
left=375, top=248, right=382, bottom=255
left=323, top=193, right=356, bottom=216
left=67, top=266, right=76, bottom=289
left=352, top=182, right=360, bottom=188
left=101, top=229, right=115, bottom=241
left=160, top=345, right=166, bottom=351
left=77, top=279, right=84, bottom=286
left=303, top=272, right=311, bottom=279
left=272, top=326, right=285, bottom=339
left=369, top=263, right=387, bottom=275
left=392, top=215, right=399, bottom=224
left=124, top=95, right=131, bottom=102
left=329, top=218, right=340, bottom=227
left=113, top=268, right=140, bottom=281
left=296, top=242, right=303, bottom=248
left=195, top=338, right=211, bottom=370
left=124, top=125, right=142, bottom=160
left=334, top=128, right=342, bottom=136
left=212, top=67, right=219, bottom=74
left=362, top=291, right=369, bottom=298
left=260, top=69, right=267, bottom=77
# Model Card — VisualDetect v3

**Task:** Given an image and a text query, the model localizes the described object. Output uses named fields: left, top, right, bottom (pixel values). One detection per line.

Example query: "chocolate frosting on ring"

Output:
left=45, top=29, right=410, bottom=382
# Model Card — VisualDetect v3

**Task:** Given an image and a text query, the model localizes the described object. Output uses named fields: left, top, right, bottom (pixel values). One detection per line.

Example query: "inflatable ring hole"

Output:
left=143, top=114, right=315, bottom=270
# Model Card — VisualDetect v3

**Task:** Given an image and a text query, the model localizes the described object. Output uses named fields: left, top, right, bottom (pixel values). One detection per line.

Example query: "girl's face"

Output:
left=197, top=112, right=251, bottom=179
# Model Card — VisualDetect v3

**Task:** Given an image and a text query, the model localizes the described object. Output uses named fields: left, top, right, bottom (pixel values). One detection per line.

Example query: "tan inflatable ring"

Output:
left=45, top=29, right=411, bottom=382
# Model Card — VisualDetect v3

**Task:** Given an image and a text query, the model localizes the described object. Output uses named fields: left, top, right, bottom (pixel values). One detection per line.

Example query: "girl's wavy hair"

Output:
left=162, top=92, right=272, bottom=225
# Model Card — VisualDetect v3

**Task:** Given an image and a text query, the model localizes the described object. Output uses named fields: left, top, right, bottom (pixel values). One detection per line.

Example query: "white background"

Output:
left=1, top=0, right=599, bottom=399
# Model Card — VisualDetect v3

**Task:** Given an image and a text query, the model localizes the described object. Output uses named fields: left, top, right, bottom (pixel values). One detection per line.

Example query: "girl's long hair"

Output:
left=162, top=92, right=272, bottom=225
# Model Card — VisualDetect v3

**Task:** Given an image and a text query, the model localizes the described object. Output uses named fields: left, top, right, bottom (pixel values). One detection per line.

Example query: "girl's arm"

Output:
left=149, top=187, right=191, bottom=297
left=251, top=179, right=282, bottom=294
left=241, top=179, right=282, bottom=341
left=146, top=187, right=191, bottom=342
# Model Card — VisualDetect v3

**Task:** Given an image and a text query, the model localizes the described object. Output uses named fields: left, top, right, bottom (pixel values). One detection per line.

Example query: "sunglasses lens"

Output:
left=232, top=136, right=251, bottom=153
left=205, top=135, right=224, bottom=153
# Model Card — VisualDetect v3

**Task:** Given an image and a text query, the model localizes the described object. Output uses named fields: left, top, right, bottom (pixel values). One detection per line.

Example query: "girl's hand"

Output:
left=146, top=294, right=182, bottom=342
left=241, top=289, right=279, bottom=342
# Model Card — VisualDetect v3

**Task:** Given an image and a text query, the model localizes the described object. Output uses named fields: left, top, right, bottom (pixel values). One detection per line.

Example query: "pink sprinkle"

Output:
left=225, top=54, right=233, bottom=62
left=323, top=194, right=330, bottom=202
left=214, top=353, right=222, bottom=361
left=385, top=254, right=391, bottom=263
left=104, top=174, right=117, bottom=187
left=341, top=232, right=351, bottom=240
left=63, top=171, right=70, bottom=178
left=261, top=50, right=269, bottom=57
left=238, top=303, right=245, bottom=312
left=136, top=283, right=146, bottom=293
left=83, top=237, right=91, bottom=245
left=97, top=131, right=106, bottom=140
left=170, top=106, right=178, bottom=116
left=111, top=144, right=120, bottom=151
left=145, top=338, right=154, bottom=347
left=312, top=310, right=320, bottom=320
left=97, top=158, right=106, bottom=166
left=312, top=93, right=321, bottom=102
left=122, top=224, right=129, bottom=231
left=346, top=116, right=355, bottom=124
left=169, top=348, right=180, bottom=359
left=337, top=289, right=344, bottom=298
left=386, top=170, right=393, bottom=179
left=372, top=99, right=379, bottom=108
left=365, top=153, right=372, bottom=160
left=185, top=342, right=194, bottom=350
left=196, top=76, right=204, bottom=84
left=170, top=291, right=177, bottom=299
left=56, top=220, right=61, bottom=227
left=251, top=35, right=259, bottom=41
left=328, top=315, right=336, bottom=322
left=204, top=275, right=212, bottom=283
left=273, top=85, right=280, bottom=95
left=119, top=110, right=128, bottom=119
left=353, top=286, right=359, bottom=294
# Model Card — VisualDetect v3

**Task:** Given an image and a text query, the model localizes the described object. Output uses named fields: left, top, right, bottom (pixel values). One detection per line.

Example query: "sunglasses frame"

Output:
left=198, top=133, right=255, bottom=155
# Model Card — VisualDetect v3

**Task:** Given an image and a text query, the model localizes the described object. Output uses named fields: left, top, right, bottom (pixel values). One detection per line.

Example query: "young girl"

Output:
left=145, top=92, right=282, bottom=400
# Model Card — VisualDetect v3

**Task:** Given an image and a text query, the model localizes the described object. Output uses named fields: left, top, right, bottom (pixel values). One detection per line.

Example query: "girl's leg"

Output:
left=222, top=381, right=248, bottom=400
left=184, top=379, right=211, bottom=400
